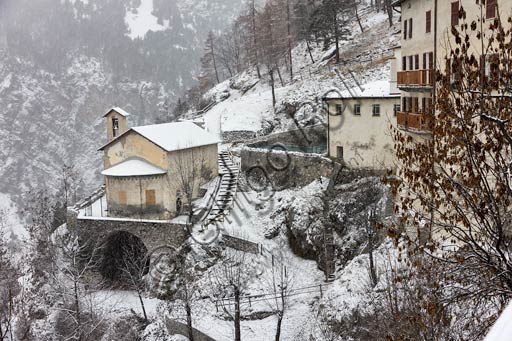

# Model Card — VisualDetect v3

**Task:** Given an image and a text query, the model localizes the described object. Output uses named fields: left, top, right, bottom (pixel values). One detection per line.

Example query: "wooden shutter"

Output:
left=118, top=191, right=127, bottom=205
left=426, top=11, right=431, bottom=33
left=409, top=18, right=413, bottom=39
left=146, top=190, right=156, bottom=205
left=404, top=19, right=408, bottom=40
left=486, top=0, right=497, bottom=19
left=451, top=2, right=459, bottom=26
left=402, top=56, right=407, bottom=70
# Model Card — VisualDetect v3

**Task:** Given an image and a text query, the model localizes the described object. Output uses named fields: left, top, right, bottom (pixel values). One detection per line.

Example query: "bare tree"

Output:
left=209, top=247, right=255, bottom=341
left=0, top=219, right=19, bottom=341
left=52, top=229, right=108, bottom=341
left=173, top=147, right=213, bottom=221
left=120, top=243, right=149, bottom=324
left=263, top=253, right=294, bottom=341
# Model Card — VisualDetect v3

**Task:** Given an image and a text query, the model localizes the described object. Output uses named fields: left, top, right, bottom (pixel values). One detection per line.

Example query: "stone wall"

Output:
left=240, top=147, right=336, bottom=189
left=247, top=124, right=326, bottom=150
left=222, top=234, right=260, bottom=254
left=71, top=214, right=188, bottom=252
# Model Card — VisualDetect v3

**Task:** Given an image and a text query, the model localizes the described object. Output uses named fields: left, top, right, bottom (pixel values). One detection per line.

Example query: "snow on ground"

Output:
left=125, top=0, right=170, bottom=39
left=0, top=192, right=26, bottom=239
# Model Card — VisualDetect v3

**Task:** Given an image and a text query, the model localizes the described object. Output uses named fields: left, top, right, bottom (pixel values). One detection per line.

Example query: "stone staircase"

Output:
left=201, top=150, right=240, bottom=228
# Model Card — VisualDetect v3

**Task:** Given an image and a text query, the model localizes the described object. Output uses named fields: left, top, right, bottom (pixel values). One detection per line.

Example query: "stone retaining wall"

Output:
left=247, top=124, right=326, bottom=149
left=240, top=147, right=336, bottom=189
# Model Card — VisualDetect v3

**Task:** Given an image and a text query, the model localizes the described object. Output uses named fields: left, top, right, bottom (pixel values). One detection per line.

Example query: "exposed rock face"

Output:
left=266, top=177, right=391, bottom=269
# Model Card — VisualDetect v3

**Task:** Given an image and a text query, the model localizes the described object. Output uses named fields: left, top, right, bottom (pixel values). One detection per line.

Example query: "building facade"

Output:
left=324, top=80, right=401, bottom=169
left=394, top=0, right=511, bottom=134
left=99, top=108, right=220, bottom=220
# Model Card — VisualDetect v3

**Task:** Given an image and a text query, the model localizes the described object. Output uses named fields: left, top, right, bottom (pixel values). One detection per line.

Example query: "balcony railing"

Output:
left=397, top=111, right=433, bottom=133
left=397, top=70, right=434, bottom=87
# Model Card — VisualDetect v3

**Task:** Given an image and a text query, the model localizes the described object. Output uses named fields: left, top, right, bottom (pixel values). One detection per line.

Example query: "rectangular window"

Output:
left=118, top=191, right=127, bottom=205
left=402, top=56, right=407, bottom=70
left=372, top=104, right=381, bottom=116
left=413, top=98, right=419, bottom=112
left=336, top=146, right=344, bottom=159
left=429, top=52, right=434, bottom=69
left=112, top=118, right=119, bottom=138
left=394, top=104, right=401, bottom=117
left=451, top=2, right=459, bottom=26
left=415, top=55, right=420, bottom=70
left=354, top=104, right=361, bottom=115
left=335, top=104, right=343, bottom=115
left=404, top=19, right=408, bottom=40
left=422, top=98, right=426, bottom=112
left=402, top=97, right=407, bottom=112
left=409, top=18, right=413, bottom=39
left=409, top=56, right=413, bottom=71
left=486, top=0, right=497, bottom=19
left=145, top=189, right=156, bottom=206
left=426, top=10, right=431, bottom=33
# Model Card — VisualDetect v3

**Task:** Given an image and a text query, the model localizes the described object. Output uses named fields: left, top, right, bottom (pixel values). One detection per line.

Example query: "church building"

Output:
left=99, top=107, right=220, bottom=220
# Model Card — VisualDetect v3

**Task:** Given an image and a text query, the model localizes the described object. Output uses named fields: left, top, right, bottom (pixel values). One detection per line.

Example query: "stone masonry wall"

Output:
left=240, top=147, right=335, bottom=189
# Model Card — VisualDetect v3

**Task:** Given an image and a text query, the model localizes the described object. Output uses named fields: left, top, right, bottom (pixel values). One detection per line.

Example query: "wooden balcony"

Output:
left=397, top=70, right=434, bottom=87
left=397, top=112, right=433, bottom=133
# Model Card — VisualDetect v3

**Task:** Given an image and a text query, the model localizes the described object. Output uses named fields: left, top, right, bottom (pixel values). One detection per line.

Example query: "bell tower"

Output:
left=103, top=107, right=130, bottom=142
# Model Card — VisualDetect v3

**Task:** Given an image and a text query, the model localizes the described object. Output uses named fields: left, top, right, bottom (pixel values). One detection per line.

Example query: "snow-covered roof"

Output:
left=323, top=80, right=400, bottom=100
left=101, top=158, right=166, bottom=177
left=132, top=122, right=220, bottom=152
left=103, top=107, right=131, bottom=117
left=99, top=121, right=220, bottom=152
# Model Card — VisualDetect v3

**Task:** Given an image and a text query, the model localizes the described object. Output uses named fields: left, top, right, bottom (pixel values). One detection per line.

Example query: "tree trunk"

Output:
left=186, top=301, right=194, bottom=341
left=269, top=69, right=276, bottom=108
left=251, top=0, right=261, bottom=79
left=74, top=280, right=82, bottom=341
left=210, top=40, right=220, bottom=84
left=276, top=65, right=284, bottom=87
left=385, top=0, right=393, bottom=27
left=286, top=0, right=293, bottom=81
left=234, top=286, right=241, bottom=341
left=355, top=5, right=364, bottom=33
left=138, top=290, right=148, bottom=323
left=334, top=13, right=340, bottom=64
left=306, top=39, right=315, bottom=64
left=275, top=313, right=283, bottom=341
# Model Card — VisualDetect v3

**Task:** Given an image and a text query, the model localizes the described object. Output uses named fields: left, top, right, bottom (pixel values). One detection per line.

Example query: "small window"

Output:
left=402, top=56, right=407, bottom=71
left=372, top=104, right=381, bottom=116
left=354, top=104, right=361, bottom=115
left=336, top=146, right=344, bottom=159
left=335, top=104, right=343, bottom=115
left=118, top=191, right=127, bottom=205
left=146, top=190, right=156, bottom=206
left=451, top=2, right=459, bottom=26
left=112, top=117, right=119, bottom=138
left=414, top=55, right=420, bottom=70
left=394, top=104, right=401, bottom=117
left=404, top=19, right=408, bottom=40
left=408, top=18, right=413, bottom=39
left=426, top=11, right=431, bottom=33
left=486, top=0, right=497, bottom=19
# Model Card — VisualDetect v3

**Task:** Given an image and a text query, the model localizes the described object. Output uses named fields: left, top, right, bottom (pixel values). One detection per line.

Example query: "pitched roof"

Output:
left=101, top=158, right=166, bottom=177
left=99, top=121, right=221, bottom=152
left=103, top=107, right=131, bottom=117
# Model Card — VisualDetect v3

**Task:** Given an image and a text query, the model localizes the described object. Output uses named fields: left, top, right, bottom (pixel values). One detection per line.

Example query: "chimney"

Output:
left=104, top=107, right=129, bottom=142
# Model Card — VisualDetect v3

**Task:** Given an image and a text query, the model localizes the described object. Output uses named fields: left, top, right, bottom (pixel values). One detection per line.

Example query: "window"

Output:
left=409, top=56, right=413, bottom=71
left=372, top=104, right=381, bottom=116
left=335, top=104, right=343, bottom=115
left=404, top=19, right=408, bottom=40
left=426, top=10, right=431, bottom=33
left=414, top=55, right=420, bottom=70
left=486, top=0, right=497, bottom=19
left=402, top=56, right=407, bottom=71
left=451, top=2, right=459, bottom=26
left=336, top=146, right=344, bottom=160
left=394, top=104, right=401, bottom=117
left=145, top=190, right=156, bottom=206
left=354, top=104, right=361, bottom=115
left=112, top=117, right=119, bottom=138
left=481, top=54, right=500, bottom=85
left=413, top=98, right=419, bottom=112
left=408, top=18, right=413, bottom=39
left=428, top=52, right=434, bottom=69
left=118, top=191, right=127, bottom=205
